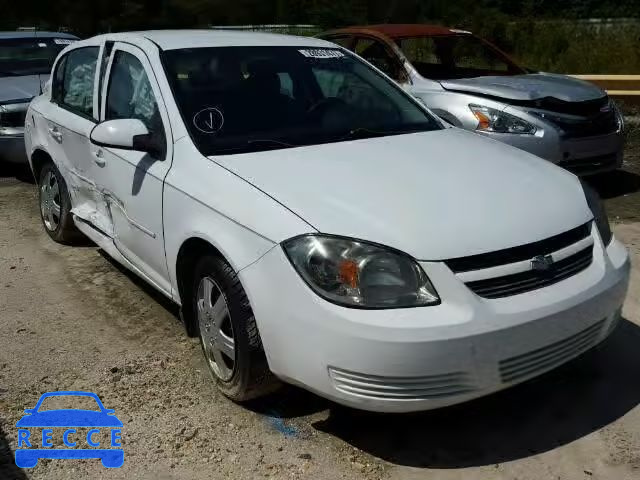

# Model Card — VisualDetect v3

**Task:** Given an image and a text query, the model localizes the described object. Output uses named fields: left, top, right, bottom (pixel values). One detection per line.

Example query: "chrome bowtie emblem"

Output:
left=531, top=254, right=554, bottom=272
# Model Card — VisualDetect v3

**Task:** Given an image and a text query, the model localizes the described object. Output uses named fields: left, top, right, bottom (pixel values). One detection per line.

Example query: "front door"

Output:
left=91, top=42, right=174, bottom=294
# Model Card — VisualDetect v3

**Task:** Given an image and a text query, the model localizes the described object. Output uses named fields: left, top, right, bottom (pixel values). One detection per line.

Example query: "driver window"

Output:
left=354, top=38, right=399, bottom=80
left=106, top=51, right=162, bottom=133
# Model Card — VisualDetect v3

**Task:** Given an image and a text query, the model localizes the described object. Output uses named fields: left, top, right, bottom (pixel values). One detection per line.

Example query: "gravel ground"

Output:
left=0, top=134, right=639, bottom=480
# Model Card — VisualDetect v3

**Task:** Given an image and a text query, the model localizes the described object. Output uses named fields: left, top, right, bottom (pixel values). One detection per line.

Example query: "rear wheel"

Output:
left=192, top=254, right=279, bottom=401
left=38, top=162, right=82, bottom=244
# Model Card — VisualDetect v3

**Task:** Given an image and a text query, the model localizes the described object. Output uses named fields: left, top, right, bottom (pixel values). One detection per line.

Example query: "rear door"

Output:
left=91, top=42, right=173, bottom=294
left=42, top=45, right=106, bottom=230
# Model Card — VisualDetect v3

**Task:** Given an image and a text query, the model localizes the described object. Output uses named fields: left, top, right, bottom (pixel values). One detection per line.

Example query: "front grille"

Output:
left=533, top=96, right=609, bottom=117
left=328, top=368, right=475, bottom=400
left=0, top=110, right=27, bottom=128
left=499, top=319, right=605, bottom=383
left=548, top=110, right=619, bottom=139
left=445, top=222, right=591, bottom=273
left=466, top=246, right=593, bottom=299
left=560, top=153, right=619, bottom=175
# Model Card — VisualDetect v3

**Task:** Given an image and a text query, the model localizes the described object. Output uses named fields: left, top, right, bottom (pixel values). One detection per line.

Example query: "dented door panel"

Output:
left=89, top=42, right=174, bottom=293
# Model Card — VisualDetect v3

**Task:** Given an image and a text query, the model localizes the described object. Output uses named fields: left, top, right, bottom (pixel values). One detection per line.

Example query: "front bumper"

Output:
left=240, top=234, right=630, bottom=413
left=491, top=105, right=625, bottom=175
left=0, top=133, right=27, bottom=164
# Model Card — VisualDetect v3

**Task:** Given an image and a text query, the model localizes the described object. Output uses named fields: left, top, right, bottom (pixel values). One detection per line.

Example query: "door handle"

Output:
left=47, top=127, right=63, bottom=143
left=93, top=149, right=106, bottom=167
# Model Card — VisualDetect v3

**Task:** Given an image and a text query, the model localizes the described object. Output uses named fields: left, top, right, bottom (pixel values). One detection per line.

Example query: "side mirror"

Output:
left=90, top=119, right=165, bottom=160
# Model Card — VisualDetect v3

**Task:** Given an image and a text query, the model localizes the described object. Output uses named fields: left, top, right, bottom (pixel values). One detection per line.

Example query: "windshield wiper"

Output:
left=336, top=127, right=421, bottom=142
left=246, top=139, right=296, bottom=148
left=213, top=138, right=297, bottom=155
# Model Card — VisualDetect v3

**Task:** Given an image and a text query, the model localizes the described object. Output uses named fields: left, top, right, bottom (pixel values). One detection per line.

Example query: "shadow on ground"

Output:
left=0, top=164, right=34, bottom=184
left=312, top=319, right=640, bottom=468
left=587, top=170, right=640, bottom=200
left=96, top=249, right=181, bottom=321
left=0, top=423, right=27, bottom=480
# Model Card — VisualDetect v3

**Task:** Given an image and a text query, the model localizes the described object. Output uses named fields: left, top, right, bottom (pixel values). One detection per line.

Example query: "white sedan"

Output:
left=25, top=30, right=629, bottom=412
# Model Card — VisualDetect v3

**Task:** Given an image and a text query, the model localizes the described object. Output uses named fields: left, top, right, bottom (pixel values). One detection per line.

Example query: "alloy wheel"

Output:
left=40, top=170, right=61, bottom=232
left=197, top=276, right=236, bottom=381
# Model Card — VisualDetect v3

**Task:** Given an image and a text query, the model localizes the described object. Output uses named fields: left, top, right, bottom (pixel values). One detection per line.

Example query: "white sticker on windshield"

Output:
left=299, top=49, right=344, bottom=59
left=53, top=38, right=76, bottom=45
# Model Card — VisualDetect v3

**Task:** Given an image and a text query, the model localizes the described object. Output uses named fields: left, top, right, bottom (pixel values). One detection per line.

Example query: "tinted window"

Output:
left=162, top=46, right=441, bottom=156
left=354, top=38, right=399, bottom=79
left=0, top=37, right=75, bottom=77
left=398, top=35, right=525, bottom=80
left=55, top=47, right=99, bottom=119
left=106, top=51, right=162, bottom=133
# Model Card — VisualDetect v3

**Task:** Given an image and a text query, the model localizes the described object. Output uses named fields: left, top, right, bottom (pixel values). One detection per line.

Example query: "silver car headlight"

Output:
left=581, top=182, right=612, bottom=245
left=611, top=100, right=624, bottom=133
left=282, top=235, right=440, bottom=308
left=469, top=104, right=536, bottom=134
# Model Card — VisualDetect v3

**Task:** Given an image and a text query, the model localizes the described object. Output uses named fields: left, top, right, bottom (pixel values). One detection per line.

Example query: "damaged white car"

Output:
left=25, top=31, right=629, bottom=412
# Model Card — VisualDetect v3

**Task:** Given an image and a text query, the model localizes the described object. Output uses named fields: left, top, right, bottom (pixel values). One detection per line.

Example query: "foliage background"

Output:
left=0, top=0, right=639, bottom=73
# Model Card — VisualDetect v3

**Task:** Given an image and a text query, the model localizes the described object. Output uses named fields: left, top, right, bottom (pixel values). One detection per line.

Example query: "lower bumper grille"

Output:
left=560, top=153, right=619, bottom=174
left=499, top=319, right=605, bottom=383
left=329, top=368, right=475, bottom=401
left=466, top=246, right=593, bottom=299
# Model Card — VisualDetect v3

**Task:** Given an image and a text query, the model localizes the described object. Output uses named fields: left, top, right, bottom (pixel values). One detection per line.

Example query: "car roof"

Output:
left=325, top=24, right=470, bottom=39
left=0, top=31, right=78, bottom=40
left=90, top=29, right=334, bottom=51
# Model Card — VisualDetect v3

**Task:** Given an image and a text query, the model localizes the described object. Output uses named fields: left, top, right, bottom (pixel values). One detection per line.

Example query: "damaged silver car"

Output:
left=0, top=31, right=78, bottom=164
left=319, top=25, right=625, bottom=175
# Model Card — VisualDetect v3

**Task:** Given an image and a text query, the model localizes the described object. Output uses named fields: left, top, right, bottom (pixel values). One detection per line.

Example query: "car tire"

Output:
left=192, top=254, right=280, bottom=402
left=38, top=162, right=82, bottom=244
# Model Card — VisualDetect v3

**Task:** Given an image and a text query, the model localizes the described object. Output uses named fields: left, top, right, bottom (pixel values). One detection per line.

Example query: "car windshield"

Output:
left=397, top=34, right=526, bottom=80
left=0, top=37, right=74, bottom=77
left=162, top=46, right=442, bottom=156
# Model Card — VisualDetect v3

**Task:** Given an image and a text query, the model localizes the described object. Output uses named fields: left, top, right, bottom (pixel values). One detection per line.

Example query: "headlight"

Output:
left=611, top=100, right=624, bottom=132
left=469, top=104, right=536, bottom=134
left=581, top=182, right=612, bottom=245
left=282, top=235, right=440, bottom=308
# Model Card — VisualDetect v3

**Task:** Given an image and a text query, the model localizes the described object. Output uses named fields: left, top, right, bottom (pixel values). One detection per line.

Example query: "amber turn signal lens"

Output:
left=472, top=110, right=491, bottom=130
left=339, top=260, right=359, bottom=288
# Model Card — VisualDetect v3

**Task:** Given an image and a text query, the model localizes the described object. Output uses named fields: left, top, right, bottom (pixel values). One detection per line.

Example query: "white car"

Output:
left=25, top=30, right=629, bottom=413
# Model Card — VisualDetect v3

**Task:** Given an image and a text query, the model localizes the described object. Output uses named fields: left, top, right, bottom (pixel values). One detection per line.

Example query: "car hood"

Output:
left=16, top=410, right=123, bottom=427
left=213, top=129, right=592, bottom=260
left=440, top=73, right=605, bottom=102
left=0, top=74, right=48, bottom=104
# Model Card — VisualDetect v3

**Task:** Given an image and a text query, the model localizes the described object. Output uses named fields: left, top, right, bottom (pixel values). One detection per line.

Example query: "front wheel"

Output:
left=192, top=255, right=279, bottom=401
left=38, top=162, right=82, bottom=244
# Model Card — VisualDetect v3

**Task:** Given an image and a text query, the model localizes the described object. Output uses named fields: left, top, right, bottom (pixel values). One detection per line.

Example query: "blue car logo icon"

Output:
left=15, top=391, right=123, bottom=468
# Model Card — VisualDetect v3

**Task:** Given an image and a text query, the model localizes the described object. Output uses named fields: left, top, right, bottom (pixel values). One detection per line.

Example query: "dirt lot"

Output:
left=1, top=134, right=640, bottom=480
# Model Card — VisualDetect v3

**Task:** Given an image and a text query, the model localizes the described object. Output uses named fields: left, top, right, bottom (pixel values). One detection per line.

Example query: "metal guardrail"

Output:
left=572, top=75, right=640, bottom=106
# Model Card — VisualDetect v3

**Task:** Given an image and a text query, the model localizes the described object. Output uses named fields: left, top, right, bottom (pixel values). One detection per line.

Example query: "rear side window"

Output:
left=52, top=47, right=99, bottom=119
